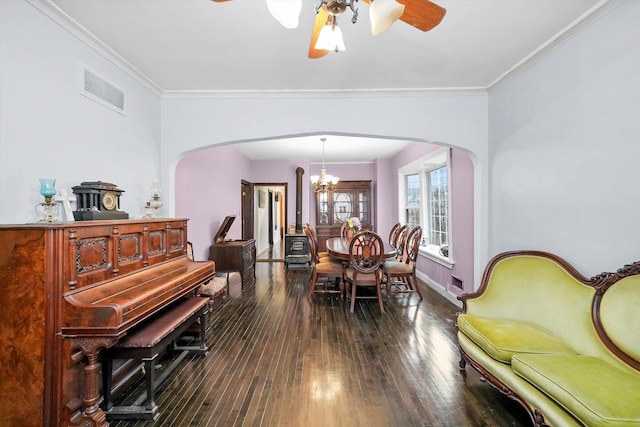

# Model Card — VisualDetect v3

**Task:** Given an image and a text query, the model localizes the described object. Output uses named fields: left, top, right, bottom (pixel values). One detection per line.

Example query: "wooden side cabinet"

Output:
left=209, top=239, right=256, bottom=289
left=315, top=180, right=372, bottom=251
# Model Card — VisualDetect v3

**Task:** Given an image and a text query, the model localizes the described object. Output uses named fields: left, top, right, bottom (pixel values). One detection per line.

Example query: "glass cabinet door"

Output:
left=333, top=192, right=353, bottom=224
left=314, top=180, right=371, bottom=228
left=358, top=191, right=369, bottom=223
left=318, top=191, right=329, bottom=224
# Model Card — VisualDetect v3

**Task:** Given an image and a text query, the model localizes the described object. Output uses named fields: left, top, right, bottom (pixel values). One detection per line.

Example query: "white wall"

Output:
left=0, top=0, right=160, bottom=224
left=488, top=0, right=640, bottom=275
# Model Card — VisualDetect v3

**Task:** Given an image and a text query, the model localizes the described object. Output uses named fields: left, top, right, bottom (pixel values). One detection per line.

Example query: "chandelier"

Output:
left=310, top=138, right=340, bottom=193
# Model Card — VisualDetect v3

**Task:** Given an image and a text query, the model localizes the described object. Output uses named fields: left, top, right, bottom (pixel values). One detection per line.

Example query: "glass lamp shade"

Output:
left=36, top=178, right=58, bottom=222
left=39, top=178, right=56, bottom=198
left=311, top=170, right=340, bottom=191
left=315, top=23, right=346, bottom=52
left=370, top=0, right=405, bottom=36
left=324, top=174, right=338, bottom=185
left=150, top=178, right=161, bottom=198
left=266, top=0, right=301, bottom=29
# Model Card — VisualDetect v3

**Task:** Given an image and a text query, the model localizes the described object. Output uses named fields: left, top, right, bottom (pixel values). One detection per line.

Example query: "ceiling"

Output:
left=232, top=135, right=413, bottom=162
left=36, top=0, right=614, bottom=161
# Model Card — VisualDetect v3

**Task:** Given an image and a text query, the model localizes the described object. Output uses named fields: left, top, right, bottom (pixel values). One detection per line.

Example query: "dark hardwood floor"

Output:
left=109, top=262, right=531, bottom=427
left=256, top=240, right=284, bottom=262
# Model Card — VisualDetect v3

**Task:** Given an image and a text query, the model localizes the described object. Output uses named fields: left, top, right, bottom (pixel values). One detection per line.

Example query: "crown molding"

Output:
left=26, top=0, right=163, bottom=96
left=488, top=0, right=624, bottom=90
left=161, top=87, right=488, bottom=100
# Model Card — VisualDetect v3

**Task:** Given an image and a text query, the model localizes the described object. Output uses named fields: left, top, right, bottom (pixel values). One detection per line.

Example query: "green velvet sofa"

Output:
left=457, top=250, right=640, bottom=427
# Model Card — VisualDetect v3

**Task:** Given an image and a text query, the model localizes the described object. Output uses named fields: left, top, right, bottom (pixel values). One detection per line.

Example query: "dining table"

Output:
left=325, top=236, right=397, bottom=262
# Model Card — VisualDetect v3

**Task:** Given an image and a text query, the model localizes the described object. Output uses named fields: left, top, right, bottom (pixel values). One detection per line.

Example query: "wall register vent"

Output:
left=451, top=274, right=464, bottom=290
left=81, top=66, right=126, bottom=115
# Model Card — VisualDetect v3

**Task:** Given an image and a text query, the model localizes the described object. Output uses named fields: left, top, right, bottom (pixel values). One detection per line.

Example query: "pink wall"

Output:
left=175, top=145, right=251, bottom=260
left=373, top=157, right=396, bottom=237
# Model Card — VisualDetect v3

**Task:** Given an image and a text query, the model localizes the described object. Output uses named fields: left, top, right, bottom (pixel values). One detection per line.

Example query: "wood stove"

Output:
left=285, top=167, right=311, bottom=268
left=284, top=233, right=311, bottom=268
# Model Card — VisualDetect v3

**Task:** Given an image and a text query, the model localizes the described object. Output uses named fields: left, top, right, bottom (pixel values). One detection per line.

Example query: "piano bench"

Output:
left=101, top=296, right=210, bottom=421
left=199, top=275, right=228, bottom=302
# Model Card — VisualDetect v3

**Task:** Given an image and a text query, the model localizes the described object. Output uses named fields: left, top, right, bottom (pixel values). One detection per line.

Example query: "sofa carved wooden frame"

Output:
left=456, top=250, right=640, bottom=427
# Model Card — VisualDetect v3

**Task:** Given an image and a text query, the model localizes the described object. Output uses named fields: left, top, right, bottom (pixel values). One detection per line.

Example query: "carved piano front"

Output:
left=0, top=219, right=215, bottom=427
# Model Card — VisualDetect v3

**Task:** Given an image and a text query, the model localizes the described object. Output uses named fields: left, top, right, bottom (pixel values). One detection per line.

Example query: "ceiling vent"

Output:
left=81, top=66, right=126, bottom=115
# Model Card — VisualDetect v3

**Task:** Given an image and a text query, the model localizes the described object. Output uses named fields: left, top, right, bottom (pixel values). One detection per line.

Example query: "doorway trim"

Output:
left=251, top=182, right=287, bottom=261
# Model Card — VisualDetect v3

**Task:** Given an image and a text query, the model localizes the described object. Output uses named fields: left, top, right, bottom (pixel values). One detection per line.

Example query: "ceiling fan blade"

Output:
left=397, top=0, right=446, bottom=31
left=361, top=0, right=445, bottom=32
left=308, top=6, right=330, bottom=59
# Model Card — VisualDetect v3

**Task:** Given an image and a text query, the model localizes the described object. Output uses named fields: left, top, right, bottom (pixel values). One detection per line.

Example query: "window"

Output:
left=405, top=173, right=420, bottom=230
left=428, top=167, right=448, bottom=247
left=399, top=148, right=452, bottom=268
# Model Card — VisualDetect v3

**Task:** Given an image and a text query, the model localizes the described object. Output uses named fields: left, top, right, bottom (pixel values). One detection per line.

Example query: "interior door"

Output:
left=241, top=180, right=254, bottom=240
left=268, top=190, right=274, bottom=245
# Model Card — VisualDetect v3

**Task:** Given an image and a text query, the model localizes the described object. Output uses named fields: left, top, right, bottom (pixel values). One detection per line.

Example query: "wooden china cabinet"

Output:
left=314, top=180, right=372, bottom=252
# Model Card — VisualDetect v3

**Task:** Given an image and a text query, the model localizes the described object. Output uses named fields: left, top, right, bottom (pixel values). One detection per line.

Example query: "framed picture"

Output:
left=258, top=189, right=265, bottom=208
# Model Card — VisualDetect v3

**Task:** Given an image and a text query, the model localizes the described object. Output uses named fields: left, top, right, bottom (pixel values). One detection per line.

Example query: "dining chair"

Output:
left=383, top=226, right=423, bottom=300
left=304, top=224, right=332, bottom=263
left=306, top=228, right=345, bottom=300
left=305, top=223, right=329, bottom=259
left=344, top=231, right=385, bottom=314
left=388, top=222, right=400, bottom=249
left=393, top=225, right=409, bottom=261
left=340, top=221, right=349, bottom=241
left=381, top=224, right=407, bottom=289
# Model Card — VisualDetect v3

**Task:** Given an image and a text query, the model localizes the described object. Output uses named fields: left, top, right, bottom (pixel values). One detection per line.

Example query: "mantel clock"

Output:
left=72, top=181, right=129, bottom=220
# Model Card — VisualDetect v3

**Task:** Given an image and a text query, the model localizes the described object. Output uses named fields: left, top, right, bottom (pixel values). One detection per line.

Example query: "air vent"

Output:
left=81, top=66, right=126, bottom=115
left=451, top=274, right=463, bottom=290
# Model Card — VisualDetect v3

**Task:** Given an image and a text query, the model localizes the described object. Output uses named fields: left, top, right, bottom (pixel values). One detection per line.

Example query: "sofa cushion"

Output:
left=457, top=314, right=577, bottom=363
left=599, top=275, right=640, bottom=362
left=513, top=353, right=640, bottom=426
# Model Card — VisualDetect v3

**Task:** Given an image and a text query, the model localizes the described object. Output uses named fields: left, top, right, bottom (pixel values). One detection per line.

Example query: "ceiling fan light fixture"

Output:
left=369, top=0, right=405, bottom=36
left=314, top=15, right=346, bottom=52
left=266, top=0, right=302, bottom=29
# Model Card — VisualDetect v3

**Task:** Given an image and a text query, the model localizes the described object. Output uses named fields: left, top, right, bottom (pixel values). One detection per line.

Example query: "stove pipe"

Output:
left=295, top=167, right=304, bottom=233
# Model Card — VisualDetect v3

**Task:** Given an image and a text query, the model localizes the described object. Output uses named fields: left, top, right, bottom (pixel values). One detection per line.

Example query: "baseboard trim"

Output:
left=416, top=271, right=463, bottom=309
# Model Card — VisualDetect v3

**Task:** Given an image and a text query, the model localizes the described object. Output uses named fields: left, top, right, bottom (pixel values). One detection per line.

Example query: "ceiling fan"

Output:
left=211, top=0, right=446, bottom=59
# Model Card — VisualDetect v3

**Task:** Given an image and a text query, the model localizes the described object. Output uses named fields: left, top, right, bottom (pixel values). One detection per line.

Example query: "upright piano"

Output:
left=209, top=215, right=256, bottom=289
left=0, top=219, right=215, bottom=427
